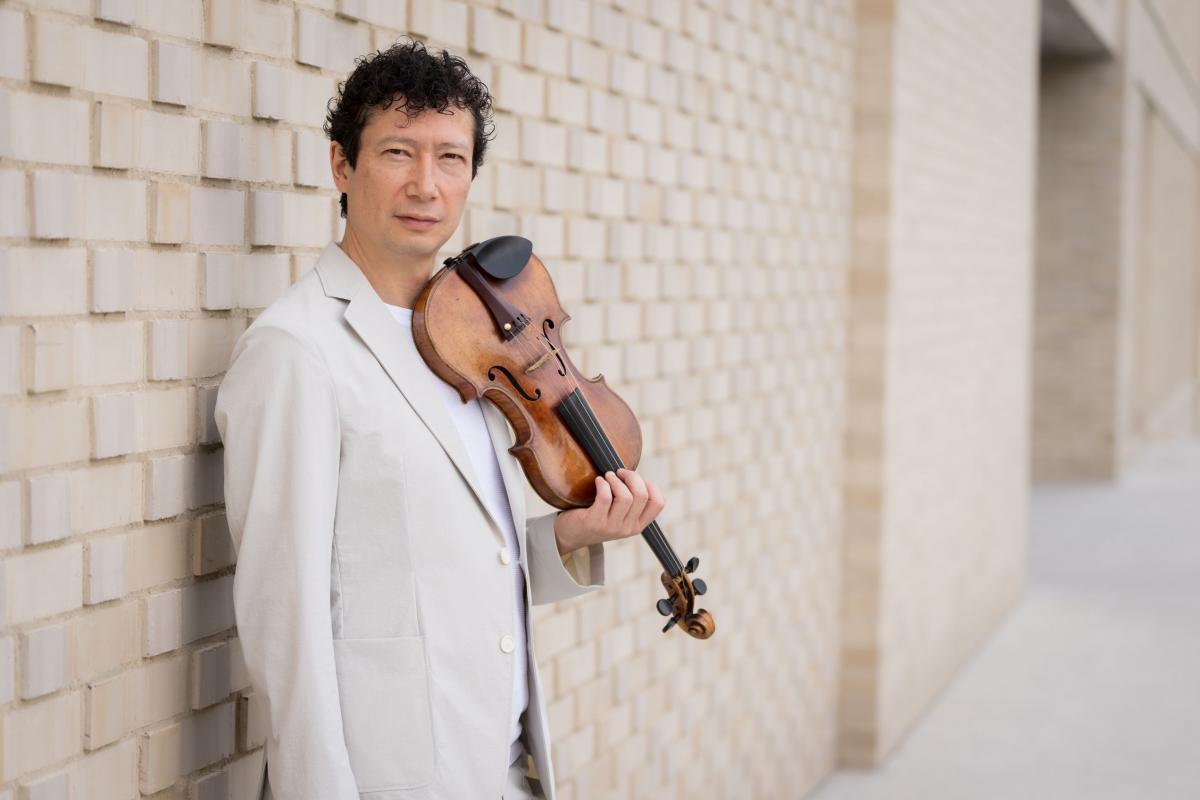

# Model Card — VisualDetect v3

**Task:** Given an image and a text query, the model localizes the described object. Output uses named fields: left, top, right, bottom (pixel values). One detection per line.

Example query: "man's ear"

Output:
left=330, top=141, right=352, bottom=194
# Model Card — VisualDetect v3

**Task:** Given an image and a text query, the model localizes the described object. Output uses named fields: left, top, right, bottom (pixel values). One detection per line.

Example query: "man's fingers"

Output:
left=617, top=469, right=649, bottom=533
left=590, top=475, right=613, bottom=520
left=605, top=471, right=632, bottom=524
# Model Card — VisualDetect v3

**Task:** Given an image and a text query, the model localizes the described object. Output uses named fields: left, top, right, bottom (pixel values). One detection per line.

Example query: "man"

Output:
left=215, top=41, right=663, bottom=800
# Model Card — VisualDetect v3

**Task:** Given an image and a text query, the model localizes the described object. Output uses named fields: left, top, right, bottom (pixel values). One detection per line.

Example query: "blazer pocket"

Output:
left=332, top=636, right=436, bottom=792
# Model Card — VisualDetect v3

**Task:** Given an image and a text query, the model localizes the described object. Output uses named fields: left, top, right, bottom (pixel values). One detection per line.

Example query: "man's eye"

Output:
left=443, top=153, right=465, bottom=161
left=386, top=148, right=408, bottom=156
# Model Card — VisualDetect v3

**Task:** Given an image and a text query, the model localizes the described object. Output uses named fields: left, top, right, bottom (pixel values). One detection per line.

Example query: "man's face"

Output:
left=332, top=102, right=474, bottom=265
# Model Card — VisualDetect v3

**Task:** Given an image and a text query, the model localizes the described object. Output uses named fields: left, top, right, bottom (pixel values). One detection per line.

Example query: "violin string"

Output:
left=509, top=323, right=682, bottom=575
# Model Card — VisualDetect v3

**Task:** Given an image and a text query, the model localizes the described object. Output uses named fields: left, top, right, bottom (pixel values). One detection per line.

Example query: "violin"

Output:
left=413, top=236, right=715, bottom=640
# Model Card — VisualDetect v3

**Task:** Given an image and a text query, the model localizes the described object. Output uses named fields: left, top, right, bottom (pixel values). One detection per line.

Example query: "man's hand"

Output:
left=553, top=468, right=665, bottom=556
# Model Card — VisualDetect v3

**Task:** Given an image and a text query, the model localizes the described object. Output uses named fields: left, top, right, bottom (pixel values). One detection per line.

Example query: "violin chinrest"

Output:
left=465, top=235, right=533, bottom=280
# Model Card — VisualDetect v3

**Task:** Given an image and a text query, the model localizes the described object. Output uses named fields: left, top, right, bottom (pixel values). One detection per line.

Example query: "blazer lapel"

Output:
left=315, top=243, right=501, bottom=540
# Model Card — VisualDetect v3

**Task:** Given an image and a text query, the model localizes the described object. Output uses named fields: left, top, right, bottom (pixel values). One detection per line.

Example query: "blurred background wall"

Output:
left=0, top=0, right=1196, bottom=799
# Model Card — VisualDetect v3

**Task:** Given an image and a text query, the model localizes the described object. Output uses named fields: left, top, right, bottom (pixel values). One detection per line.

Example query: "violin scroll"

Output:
left=657, top=557, right=715, bottom=640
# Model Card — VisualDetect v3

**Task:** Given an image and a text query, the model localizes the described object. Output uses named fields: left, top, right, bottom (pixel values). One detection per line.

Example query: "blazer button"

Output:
left=500, top=635, right=515, bottom=653
left=499, top=547, right=511, bottom=565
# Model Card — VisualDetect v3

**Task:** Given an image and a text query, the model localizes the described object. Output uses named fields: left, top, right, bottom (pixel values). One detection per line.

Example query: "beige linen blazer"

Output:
left=215, top=242, right=604, bottom=800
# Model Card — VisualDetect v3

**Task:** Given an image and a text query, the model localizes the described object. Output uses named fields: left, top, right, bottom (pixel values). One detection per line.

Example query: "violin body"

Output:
left=413, top=237, right=714, bottom=640
left=413, top=250, right=642, bottom=510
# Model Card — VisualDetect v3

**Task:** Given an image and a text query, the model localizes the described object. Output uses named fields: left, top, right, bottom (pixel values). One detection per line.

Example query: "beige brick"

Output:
left=237, top=691, right=267, bottom=751
left=140, top=701, right=235, bottom=793
left=523, top=25, right=568, bottom=76
left=75, top=321, right=143, bottom=387
left=0, top=636, right=12, bottom=705
left=546, top=0, right=589, bottom=38
left=192, top=48, right=251, bottom=117
left=154, top=40, right=194, bottom=106
left=99, top=104, right=200, bottom=175
left=197, top=384, right=220, bottom=445
left=144, top=452, right=223, bottom=521
left=409, top=0, right=468, bottom=48
left=67, top=739, right=138, bottom=796
left=31, top=173, right=147, bottom=242
left=192, top=514, right=233, bottom=576
left=495, top=64, right=545, bottom=117
left=251, top=191, right=333, bottom=247
left=30, top=14, right=85, bottom=89
left=252, top=62, right=335, bottom=128
left=192, top=640, right=232, bottom=710
left=203, top=253, right=291, bottom=310
left=189, top=317, right=243, bottom=378
left=142, top=575, right=233, bottom=657
left=86, top=535, right=128, bottom=605
left=295, top=129, right=335, bottom=189
left=2, top=543, right=82, bottom=627
left=297, top=9, right=370, bottom=73
left=0, top=8, right=25, bottom=80
left=133, top=251, right=199, bottom=311
left=73, top=601, right=138, bottom=680
left=68, top=463, right=141, bottom=537
left=548, top=79, right=587, bottom=126
left=228, top=751, right=265, bottom=800
left=29, top=473, right=71, bottom=544
left=149, top=320, right=187, bottom=381
left=127, top=521, right=191, bottom=593
left=589, top=89, right=626, bottom=137
left=2, top=400, right=90, bottom=473
left=86, top=653, right=188, bottom=748
left=2, top=692, right=83, bottom=779
left=153, top=182, right=192, bottom=243
left=21, top=622, right=70, bottom=699
left=0, top=169, right=26, bottom=237
left=0, top=481, right=19, bottom=550
left=0, top=327, right=20, bottom=396
left=517, top=213, right=564, bottom=257
left=520, top=119, right=567, bottom=167
left=472, top=7, right=521, bottom=62
left=191, top=186, right=246, bottom=246
left=338, top=0, right=407, bottom=29
left=141, top=1, right=203, bottom=41
left=29, top=171, right=76, bottom=240
left=96, top=0, right=136, bottom=26
left=203, top=120, right=292, bottom=184
left=205, top=0, right=293, bottom=58
left=30, top=323, right=73, bottom=393
left=92, top=392, right=137, bottom=459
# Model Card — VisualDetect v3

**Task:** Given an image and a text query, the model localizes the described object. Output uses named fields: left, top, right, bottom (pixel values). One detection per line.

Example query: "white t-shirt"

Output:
left=384, top=303, right=529, bottom=766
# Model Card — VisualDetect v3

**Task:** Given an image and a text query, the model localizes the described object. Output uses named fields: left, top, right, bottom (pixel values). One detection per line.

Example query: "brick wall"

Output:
left=840, top=0, right=1036, bottom=765
left=0, top=1, right=855, bottom=797
left=1034, top=0, right=1200, bottom=479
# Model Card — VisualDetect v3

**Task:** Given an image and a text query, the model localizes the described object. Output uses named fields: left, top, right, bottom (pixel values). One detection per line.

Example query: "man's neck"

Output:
left=338, top=227, right=435, bottom=309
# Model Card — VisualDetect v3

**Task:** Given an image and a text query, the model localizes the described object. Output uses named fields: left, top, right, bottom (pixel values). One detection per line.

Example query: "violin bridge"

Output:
left=524, top=349, right=555, bottom=374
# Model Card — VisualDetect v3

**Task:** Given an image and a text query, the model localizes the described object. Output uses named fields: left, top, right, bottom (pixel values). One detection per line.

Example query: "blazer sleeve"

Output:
left=524, top=513, right=605, bottom=605
left=214, top=326, right=361, bottom=800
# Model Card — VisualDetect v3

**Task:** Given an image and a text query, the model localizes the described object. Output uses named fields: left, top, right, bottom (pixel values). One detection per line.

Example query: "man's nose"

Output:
left=406, top=155, right=438, bottom=200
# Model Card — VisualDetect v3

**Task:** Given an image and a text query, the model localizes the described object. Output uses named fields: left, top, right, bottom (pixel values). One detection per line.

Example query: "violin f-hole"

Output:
left=488, top=364, right=542, bottom=402
left=542, top=319, right=567, bottom=376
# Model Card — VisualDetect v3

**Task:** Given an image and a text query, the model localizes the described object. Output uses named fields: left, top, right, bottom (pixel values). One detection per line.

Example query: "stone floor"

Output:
left=811, top=440, right=1200, bottom=800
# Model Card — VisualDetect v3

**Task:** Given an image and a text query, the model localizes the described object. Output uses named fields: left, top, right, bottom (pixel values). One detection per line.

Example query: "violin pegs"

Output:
left=692, top=578, right=707, bottom=596
left=661, top=615, right=680, bottom=633
left=655, top=598, right=674, bottom=617
left=685, top=556, right=699, bottom=573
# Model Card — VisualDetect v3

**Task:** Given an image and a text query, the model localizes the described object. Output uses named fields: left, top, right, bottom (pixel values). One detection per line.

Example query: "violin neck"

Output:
left=556, top=388, right=684, bottom=578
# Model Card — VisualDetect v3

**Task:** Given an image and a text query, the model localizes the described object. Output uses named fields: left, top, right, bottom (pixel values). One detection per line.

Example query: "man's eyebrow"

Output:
left=378, top=135, right=470, bottom=150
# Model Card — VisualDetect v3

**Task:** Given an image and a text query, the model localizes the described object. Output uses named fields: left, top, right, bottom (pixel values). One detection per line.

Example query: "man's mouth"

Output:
left=395, top=214, right=440, bottom=230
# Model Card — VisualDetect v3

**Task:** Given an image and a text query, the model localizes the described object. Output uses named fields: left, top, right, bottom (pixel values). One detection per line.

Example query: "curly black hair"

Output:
left=324, top=39, right=495, bottom=218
